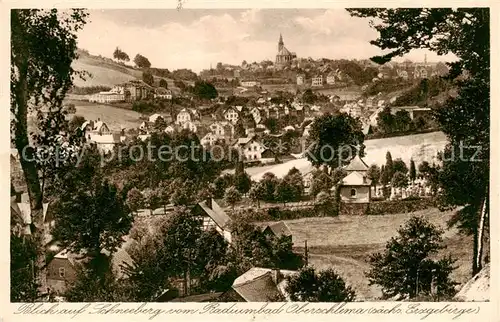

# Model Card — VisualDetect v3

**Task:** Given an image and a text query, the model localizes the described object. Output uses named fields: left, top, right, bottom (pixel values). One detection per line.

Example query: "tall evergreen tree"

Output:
left=410, top=159, right=417, bottom=182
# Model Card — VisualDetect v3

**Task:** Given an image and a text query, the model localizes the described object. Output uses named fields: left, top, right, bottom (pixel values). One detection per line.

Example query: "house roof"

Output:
left=232, top=268, right=297, bottom=302
left=149, top=113, right=163, bottom=123
left=344, top=155, right=369, bottom=172
left=277, top=46, right=292, bottom=56
left=340, top=171, right=371, bottom=186
left=52, top=238, right=134, bottom=278
left=264, top=221, right=292, bottom=237
left=197, top=199, right=232, bottom=231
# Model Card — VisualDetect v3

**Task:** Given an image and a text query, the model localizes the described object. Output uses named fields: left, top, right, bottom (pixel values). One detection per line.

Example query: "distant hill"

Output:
left=72, top=49, right=180, bottom=89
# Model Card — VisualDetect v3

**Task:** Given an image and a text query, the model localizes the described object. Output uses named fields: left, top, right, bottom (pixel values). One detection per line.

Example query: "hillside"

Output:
left=72, top=50, right=179, bottom=88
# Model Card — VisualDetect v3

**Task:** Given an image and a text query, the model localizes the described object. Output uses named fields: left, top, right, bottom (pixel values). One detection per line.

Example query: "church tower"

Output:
left=278, top=33, right=284, bottom=52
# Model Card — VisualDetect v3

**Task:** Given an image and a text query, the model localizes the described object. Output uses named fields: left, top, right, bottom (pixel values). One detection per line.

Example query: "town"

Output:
left=10, top=8, right=490, bottom=305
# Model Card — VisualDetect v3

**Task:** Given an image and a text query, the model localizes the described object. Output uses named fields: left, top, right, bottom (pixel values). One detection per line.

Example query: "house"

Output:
left=223, top=267, right=298, bottom=301
left=223, top=107, right=240, bottom=124
left=263, top=221, right=292, bottom=243
left=176, top=108, right=199, bottom=125
left=283, top=125, right=295, bottom=132
left=336, top=155, right=371, bottom=215
left=88, top=91, right=125, bottom=104
left=46, top=239, right=134, bottom=295
left=391, top=105, right=432, bottom=120
left=192, top=199, right=232, bottom=244
left=326, top=71, right=337, bottom=85
left=164, top=125, right=176, bottom=134
left=296, top=74, right=305, bottom=85
left=250, top=107, right=262, bottom=124
left=241, top=80, right=260, bottom=87
left=200, top=132, right=222, bottom=146
left=154, top=88, right=173, bottom=100
left=233, top=136, right=266, bottom=161
left=149, top=113, right=164, bottom=123
left=311, top=75, right=323, bottom=87
left=123, top=80, right=154, bottom=101
left=181, top=120, right=199, bottom=133
left=209, top=121, right=235, bottom=139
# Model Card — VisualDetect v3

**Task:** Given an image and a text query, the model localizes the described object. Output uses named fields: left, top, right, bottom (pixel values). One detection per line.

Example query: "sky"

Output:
left=76, top=9, right=455, bottom=72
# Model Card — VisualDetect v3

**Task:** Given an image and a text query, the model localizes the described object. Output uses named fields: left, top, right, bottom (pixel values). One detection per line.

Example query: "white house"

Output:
left=192, top=199, right=233, bottom=244
left=200, top=132, right=221, bottom=146
left=181, top=120, right=198, bottom=133
left=312, top=75, right=323, bottom=87
left=164, top=125, right=176, bottom=134
left=154, top=88, right=173, bottom=100
left=250, top=107, right=262, bottom=124
left=176, top=108, right=199, bottom=125
left=241, top=80, right=260, bottom=87
left=296, top=74, right=305, bottom=85
left=224, top=107, right=240, bottom=124
left=210, top=121, right=234, bottom=138
left=233, top=136, right=266, bottom=161
left=326, top=71, right=336, bottom=85
left=149, top=113, right=163, bottom=123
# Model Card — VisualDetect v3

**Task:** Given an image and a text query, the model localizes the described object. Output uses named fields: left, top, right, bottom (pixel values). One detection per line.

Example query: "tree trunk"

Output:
left=475, top=194, right=488, bottom=275
left=13, top=50, right=46, bottom=293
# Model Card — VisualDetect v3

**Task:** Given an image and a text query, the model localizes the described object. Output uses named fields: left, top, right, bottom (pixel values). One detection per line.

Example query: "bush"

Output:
left=367, top=198, right=435, bottom=215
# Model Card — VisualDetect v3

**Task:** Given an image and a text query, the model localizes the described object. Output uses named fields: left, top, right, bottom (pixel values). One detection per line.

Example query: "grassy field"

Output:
left=259, top=208, right=473, bottom=301
left=68, top=100, right=144, bottom=131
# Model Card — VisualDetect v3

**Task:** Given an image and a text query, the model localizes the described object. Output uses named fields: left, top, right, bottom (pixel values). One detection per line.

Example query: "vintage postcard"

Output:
left=4, top=1, right=498, bottom=322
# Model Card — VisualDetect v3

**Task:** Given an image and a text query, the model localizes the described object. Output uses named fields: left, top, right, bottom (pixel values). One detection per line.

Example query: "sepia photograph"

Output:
left=9, top=6, right=491, bottom=307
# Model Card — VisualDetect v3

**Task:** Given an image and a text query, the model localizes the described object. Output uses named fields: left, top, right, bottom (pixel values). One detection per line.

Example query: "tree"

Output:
left=376, top=106, right=395, bottom=133
left=134, top=53, right=151, bottom=68
left=159, top=78, right=168, bottom=89
left=409, top=159, right=417, bottom=182
left=224, top=186, right=241, bottom=209
left=213, top=175, right=232, bottom=199
left=385, top=151, right=394, bottom=180
left=11, top=234, right=40, bottom=301
left=285, top=267, right=356, bottom=302
left=315, top=191, right=336, bottom=217
left=51, top=147, right=133, bottom=255
left=307, top=113, right=365, bottom=172
left=274, top=180, right=295, bottom=206
left=142, top=70, right=154, bottom=86
left=263, top=118, right=279, bottom=134
left=126, top=188, right=144, bottom=214
left=282, top=168, right=304, bottom=201
left=302, top=89, right=316, bottom=104
left=418, top=161, right=431, bottom=179
left=248, top=182, right=266, bottom=208
left=391, top=171, right=408, bottom=189
left=64, top=255, right=129, bottom=302
left=234, top=160, right=251, bottom=194
left=367, top=216, right=457, bottom=300
left=193, top=81, right=218, bottom=100
left=393, top=158, right=408, bottom=174
left=394, top=110, right=412, bottom=132
left=113, top=47, right=130, bottom=62
left=348, top=7, right=489, bottom=276
left=68, top=115, right=86, bottom=133
left=367, top=164, right=381, bottom=194
left=310, top=169, right=333, bottom=196
left=11, top=9, right=89, bottom=294
left=159, top=208, right=202, bottom=296
left=260, top=172, right=279, bottom=202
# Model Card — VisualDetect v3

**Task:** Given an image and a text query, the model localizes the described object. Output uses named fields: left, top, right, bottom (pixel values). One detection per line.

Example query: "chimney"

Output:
left=271, top=268, right=281, bottom=285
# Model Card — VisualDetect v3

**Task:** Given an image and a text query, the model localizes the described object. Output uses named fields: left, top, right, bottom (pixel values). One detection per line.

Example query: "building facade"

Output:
left=275, top=34, right=297, bottom=68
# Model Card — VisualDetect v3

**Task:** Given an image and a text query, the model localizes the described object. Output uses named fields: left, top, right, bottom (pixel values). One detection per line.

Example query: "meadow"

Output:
left=263, top=208, right=472, bottom=301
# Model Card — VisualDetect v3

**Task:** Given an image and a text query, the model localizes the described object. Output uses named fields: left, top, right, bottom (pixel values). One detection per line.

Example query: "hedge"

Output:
left=231, top=205, right=336, bottom=223
left=367, top=197, right=436, bottom=216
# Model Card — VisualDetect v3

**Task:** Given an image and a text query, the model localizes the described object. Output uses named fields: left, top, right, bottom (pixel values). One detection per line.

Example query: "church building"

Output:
left=275, top=34, right=297, bottom=68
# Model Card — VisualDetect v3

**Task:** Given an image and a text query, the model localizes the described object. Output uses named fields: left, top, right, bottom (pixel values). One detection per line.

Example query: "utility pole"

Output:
left=304, top=239, right=308, bottom=266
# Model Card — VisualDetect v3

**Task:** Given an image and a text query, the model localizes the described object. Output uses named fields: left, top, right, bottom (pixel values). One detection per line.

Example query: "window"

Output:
left=254, top=146, right=258, bottom=151
left=59, top=267, right=65, bottom=278
left=350, top=189, right=357, bottom=197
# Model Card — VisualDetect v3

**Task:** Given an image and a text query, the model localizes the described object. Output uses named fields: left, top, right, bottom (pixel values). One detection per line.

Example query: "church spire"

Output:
left=278, top=33, right=284, bottom=51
